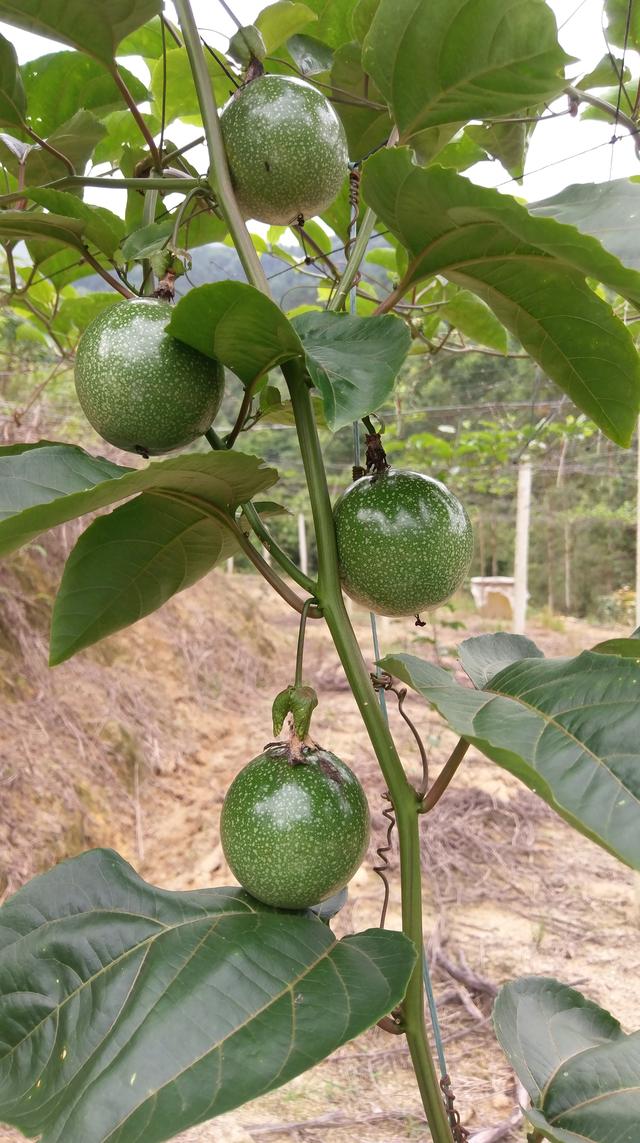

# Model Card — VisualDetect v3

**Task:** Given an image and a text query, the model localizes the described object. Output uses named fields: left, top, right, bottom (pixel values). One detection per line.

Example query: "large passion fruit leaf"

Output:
left=363, top=0, right=569, bottom=140
left=0, top=443, right=277, bottom=556
left=457, top=631, right=544, bottom=688
left=0, top=0, right=162, bottom=66
left=0, top=849, right=415, bottom=1143
left=530, top=178, right=640, bottom=271
left=379, top=648, right=640, bottom=870
left=21, top=52, right=149, bottom=137
left=0, top=31, right=25, bottom=128
left=363, top=149, right=640, bottom=446
left=49, top=490, right=238, bottom=664
left=494, top=976, right=640, bottom=1141
left=291, top=311, right=410, bottom=430
left=167, top=281, right=304, bottom=384
left=168, top=282, right=410, bottom=429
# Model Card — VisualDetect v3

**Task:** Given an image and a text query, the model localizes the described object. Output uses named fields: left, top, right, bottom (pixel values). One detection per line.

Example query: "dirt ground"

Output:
left=0, top=566, right=638, bottom=1143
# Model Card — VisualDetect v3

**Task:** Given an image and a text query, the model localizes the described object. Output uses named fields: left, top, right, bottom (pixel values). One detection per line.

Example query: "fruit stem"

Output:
left=421, top=738, right=470, bottom=813
left=242, top=502, right=318, bottom=595
left=294, top=597, right=315, bottom=688
left=205, top=429, right=318, bottom=595
left=285, top=364, right=453, bottom=1143
left=141, top=188, right=159, bottom=295
left=174, top=0, right=270, bottom=293
left=327, top=207, right=377, bottom=312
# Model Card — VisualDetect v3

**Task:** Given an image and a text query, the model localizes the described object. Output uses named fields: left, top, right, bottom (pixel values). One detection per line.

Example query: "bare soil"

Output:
left=0, top=563, right=637, bottom=1143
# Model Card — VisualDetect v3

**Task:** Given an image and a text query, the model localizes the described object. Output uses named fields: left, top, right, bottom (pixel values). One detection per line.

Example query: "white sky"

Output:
left=2, top=0, right=639, bottom=213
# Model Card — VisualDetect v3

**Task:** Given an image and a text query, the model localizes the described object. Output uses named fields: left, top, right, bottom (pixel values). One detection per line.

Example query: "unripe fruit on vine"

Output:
left=333, top=470, right=473, bottom=617
left=220, top=744, right=370, bottom=910
left=219, top=74, right=349, bottom=225
left=74, top=298, right=225, bottom=456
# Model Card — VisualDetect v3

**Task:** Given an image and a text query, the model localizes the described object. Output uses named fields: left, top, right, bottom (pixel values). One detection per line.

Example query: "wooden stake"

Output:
left=513, top=459, right=532, bottom=634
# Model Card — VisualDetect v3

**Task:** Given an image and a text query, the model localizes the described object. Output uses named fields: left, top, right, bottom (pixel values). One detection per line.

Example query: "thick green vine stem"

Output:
left=175, top=3, right=452, bottom=1138
left=173, top=0, right=270, bottom=292
left=284, top=363, right=453, bottom=1143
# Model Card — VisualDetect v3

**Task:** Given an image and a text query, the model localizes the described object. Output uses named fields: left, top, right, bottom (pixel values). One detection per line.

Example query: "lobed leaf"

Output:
left=0, top=849, right=415, bottom=1143
left=379, top=648, right=640, bottom=870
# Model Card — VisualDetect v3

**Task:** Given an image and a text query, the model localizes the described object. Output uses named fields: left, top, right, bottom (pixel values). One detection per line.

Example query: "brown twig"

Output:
left=23, top=125, right=75, bottom=175
left=111, top=65, right=161, bottom=168
left=421, top=738, right=470, bottom=812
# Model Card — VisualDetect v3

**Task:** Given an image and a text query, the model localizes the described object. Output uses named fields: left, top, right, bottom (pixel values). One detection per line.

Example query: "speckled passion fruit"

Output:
left=333, top=470, right=473, bottom=617
left=219, top=74, right=349, bottom=225
left=74, top=298, right=225, bottom=456
left=220, top=744, right=370, bottom=910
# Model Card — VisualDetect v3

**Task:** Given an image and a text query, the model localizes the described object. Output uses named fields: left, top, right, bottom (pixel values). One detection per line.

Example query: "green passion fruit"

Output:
left=220, top=74, right=349, bottom=225
left=333, top=469, right=473, bottom=617
left=74, top=298, right=225, bottom=456
left=220, top=744, right=370, bottom=910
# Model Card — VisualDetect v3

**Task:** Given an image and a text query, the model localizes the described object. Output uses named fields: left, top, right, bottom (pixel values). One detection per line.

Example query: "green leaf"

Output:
left=53, top=293, right=123, bottom=336
left=495, top=976, right=640, bottom=1141
left=466, top=114, right=537, bottom=181
left=577, top=53, right=630, bottom=89
left=93, top=107, right=161, bottom=165
left=5, top=109, right=107, bottom=186
left=21, top=52, right=148, bottom=137
left=0, top=848, right=415, bottom=1143
left=291, top=311, right=410, bottom=430
left=363, top=150, right=640, bottom=445
left=431, top=130, right=488, bottom=172
left=591, top=637, right=640, bottom=659
left=256, top=1, right=317, bottom=54
left=0, top=209, right=86, bottom=249
left=227, top=25, right=266, bottom=66
left=331, top=41, right=392, bottom=160
left=362, top=0, right=570, bottom=140
left=0, top=443, right=276, bottom=557
left=168, top=281, right=303, bottom=384
left=458, top=631, right=544, bottom=687
left=439, top=289, right=508, bottom=353
left=296, top=0, right=359, bottom=48
left=151, top=47, right=232, bottom=127
left=117, top=14, right=166, bottom=57
left=604, top=0, right=640, bottom=50
left=530, top=178, right=640, bottom=272
left=50, top=491, right=241, bottom=663
left=0, top=30, right=25, bottom=128
left=22, top=187, right=124, bottom=257
left=121, top=217, right=173, bottom=261
left=379, top=649, right=640, bottom=870
left=351, top=0, right=380, bottom=41
left=22, top=244, right=96, bottom=288
left=286, top=33, right=334, bottom=74
left=0, top=0, right=163, bottom=66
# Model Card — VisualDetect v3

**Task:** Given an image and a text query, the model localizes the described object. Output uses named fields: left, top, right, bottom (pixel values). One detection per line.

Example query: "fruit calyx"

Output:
left=272, top=682, right=318, bottom=742
left=264, top=740, right=346, bottom=786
